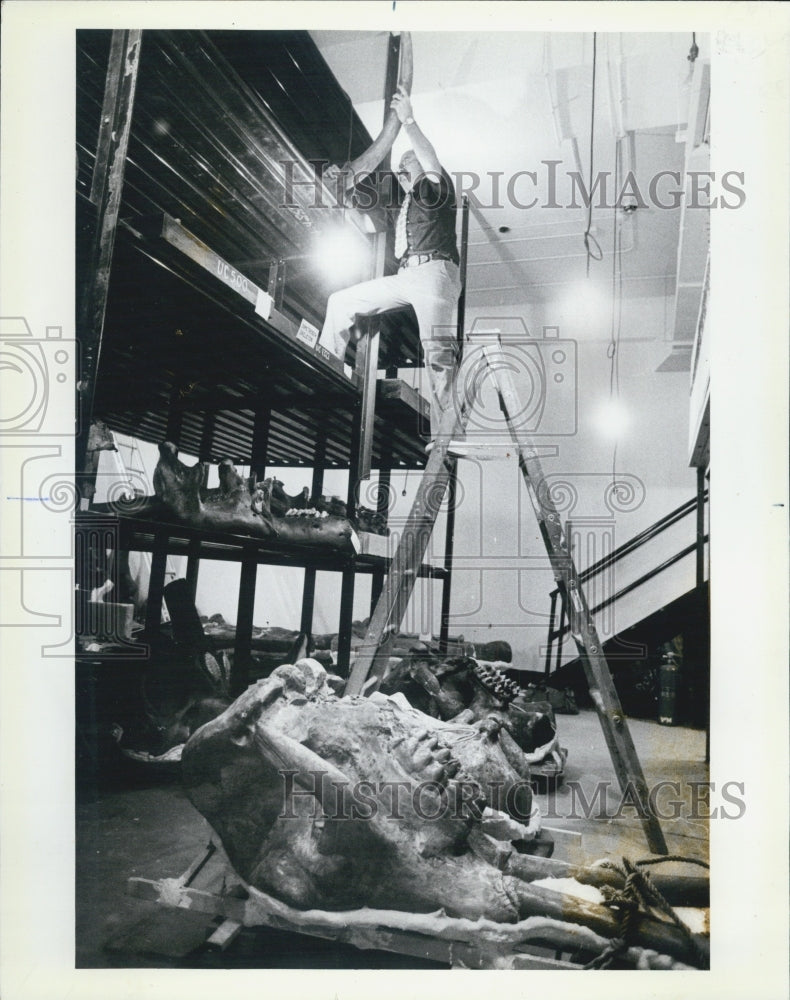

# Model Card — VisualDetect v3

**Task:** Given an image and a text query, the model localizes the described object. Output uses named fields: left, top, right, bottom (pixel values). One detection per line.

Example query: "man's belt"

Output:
left=399, top=251, right=457, bottom=269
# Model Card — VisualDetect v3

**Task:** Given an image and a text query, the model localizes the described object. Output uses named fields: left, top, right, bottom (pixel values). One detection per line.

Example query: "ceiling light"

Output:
left=312, top=225, right=370, bottom=284
left=594, top=398, right=630, bottom=438
left=558, top=280, right=610, bottom=334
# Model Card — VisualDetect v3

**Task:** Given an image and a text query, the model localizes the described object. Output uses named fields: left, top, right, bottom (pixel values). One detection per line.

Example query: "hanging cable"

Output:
left=609, top=135, right=625, bottom=487
left=683, top=32, right=700, bottom=86
left=583, top=32, right=603, bottom=275
left=688, top=32, right=699, bottom=65
left=608, top=137, right=620, bottom=393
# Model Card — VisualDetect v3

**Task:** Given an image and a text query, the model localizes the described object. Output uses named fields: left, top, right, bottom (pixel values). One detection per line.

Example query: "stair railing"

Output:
left=544, top=488, right=709, bottom=676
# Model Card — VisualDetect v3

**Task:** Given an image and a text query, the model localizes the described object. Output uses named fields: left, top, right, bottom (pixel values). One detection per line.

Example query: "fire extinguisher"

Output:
left=659, top=647, right=680, bottom=726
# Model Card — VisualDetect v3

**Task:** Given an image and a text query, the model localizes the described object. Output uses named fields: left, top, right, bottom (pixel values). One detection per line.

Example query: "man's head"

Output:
left=398, top=149, right=422, bottom=189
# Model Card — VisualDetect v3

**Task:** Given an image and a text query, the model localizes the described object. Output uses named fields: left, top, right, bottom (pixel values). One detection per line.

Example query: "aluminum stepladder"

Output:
left=345, top=335, right=668, bottom=856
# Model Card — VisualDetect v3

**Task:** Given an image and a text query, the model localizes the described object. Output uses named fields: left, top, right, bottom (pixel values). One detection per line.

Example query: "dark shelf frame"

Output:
left=76, top=29, right=464, bottom=683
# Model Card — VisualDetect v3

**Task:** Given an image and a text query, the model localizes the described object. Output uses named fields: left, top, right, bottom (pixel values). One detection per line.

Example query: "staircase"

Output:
left=544, top=483, right=709, bottom=726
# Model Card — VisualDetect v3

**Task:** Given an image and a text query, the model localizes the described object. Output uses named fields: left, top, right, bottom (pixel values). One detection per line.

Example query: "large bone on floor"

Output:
left=181, top=660, right=707, bottom=966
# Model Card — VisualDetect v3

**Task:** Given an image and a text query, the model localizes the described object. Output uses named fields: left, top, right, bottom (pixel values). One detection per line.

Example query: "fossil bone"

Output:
left=381, top=655, right=567, bottom=776
left=152, top=443, right=355, bottom=549
left=181, top=660, right=706, bottom=966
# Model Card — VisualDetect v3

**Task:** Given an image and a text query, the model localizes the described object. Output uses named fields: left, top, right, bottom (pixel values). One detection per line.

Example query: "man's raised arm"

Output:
left=330, top=32, right=414, bottom=197
left=390, top=84, right=442, bottom=179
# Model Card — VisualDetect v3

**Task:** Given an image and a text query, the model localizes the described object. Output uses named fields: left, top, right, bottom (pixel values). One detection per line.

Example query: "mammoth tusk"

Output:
left=251, top=723, right=354, bottom=816
left=345, top=31, right=413, bottom=183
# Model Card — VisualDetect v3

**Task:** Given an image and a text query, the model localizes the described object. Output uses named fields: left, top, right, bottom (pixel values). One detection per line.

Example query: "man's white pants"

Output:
left=319, top=260, right=462, bottom=436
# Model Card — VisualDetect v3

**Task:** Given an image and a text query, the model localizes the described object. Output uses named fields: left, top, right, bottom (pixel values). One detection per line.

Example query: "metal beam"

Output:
left=300, top=434, right=327, bottom=636
left=355, top=232, right=387, bottom=483
left=382, top=34, right=402, bottom=172
left=439, top=195, right=469, bottom=650
left=233, top=551, right=258, bottom=695
left=144, top=530, right=169, bottom=636
left=77, top=30, right=143, bottom=479
left=250, top=408, right=272, bottom=481
left=186, top=411, right=216, bottom=598
left=336, top=566, right=357, bottom=678
left=696, top=466, right=706, bottom=588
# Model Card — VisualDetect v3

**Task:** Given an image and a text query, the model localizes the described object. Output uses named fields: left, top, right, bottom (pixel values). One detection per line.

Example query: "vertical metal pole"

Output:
left=343, top=30, right=401, bottom=676
left=455, top=196, right=470, bottom=348
left=267, top=260, right=285, bottom=312
left=300, top=569, right=318, bottom=638
left=383, top=34, right=402, bottom=173
left=144, top=536, right=169, bottom=635
left=336, top=564, right=356, bottom=677
left=233, top=551, right=258, bottom=696
left=165, top=388, right=183, bottom=448
left=696, top=465, right=706, bottom=588
left=300, top=434, right=327, bottom=636
left=77, top=30, right=143, bottom=481
left=370, top=434, right=393, bottom=615
left=339, top=389, right=363, bottom=673
left=545, top=590, right=558, bottom=676
left=355, top=322, right=381, bottom=483
left=355, top=231, right=387, bottom=482
left=701, top=467, right=710, bottom=764
left=555, top=591, right=566, bottom=672
left=250, top=408, right=271, bottom=482
left=186, top=411, right=215, bottom=599
left=348, top=231, right=387, bottom=514
left=226, top=407, right=271, bottom=691
left=145, top=386, right=180, bottom=633
left=358, top=32, right=402, bottom=620
left=439, top=195, right=469, bottom=651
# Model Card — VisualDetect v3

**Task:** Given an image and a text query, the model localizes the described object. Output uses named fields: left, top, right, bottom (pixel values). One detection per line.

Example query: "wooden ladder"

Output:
left=345, top=335, right=668, bottom=856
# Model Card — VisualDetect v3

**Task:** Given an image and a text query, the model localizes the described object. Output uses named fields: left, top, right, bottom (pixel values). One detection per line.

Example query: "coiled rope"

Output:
left=585, top=855, right=709, bottom=969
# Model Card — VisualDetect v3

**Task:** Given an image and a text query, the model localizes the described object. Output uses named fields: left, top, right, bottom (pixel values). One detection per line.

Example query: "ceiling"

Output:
left=311, top=31, right=709, bottom=324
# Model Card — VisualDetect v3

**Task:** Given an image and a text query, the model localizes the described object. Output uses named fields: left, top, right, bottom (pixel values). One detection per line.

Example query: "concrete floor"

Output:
left=532, top=709, right=709, bottom=865
left=76, top=709, right=709, bottom=968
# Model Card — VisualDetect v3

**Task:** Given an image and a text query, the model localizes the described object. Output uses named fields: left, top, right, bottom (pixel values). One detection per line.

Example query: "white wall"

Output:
left=97, top=283, right=697, bottom=656
left=424, top=293, right=698, bottom=667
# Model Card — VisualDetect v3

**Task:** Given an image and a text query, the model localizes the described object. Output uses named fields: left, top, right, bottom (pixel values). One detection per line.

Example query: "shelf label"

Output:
left=255, top=289, right=274, bottom=321
left=161, top=216, right=260, bottom=307
left=296, top=318, right=319, bottom=348
left=159, top=215, right=355, bottom=382
left=315, top=342, right=343, bottom=372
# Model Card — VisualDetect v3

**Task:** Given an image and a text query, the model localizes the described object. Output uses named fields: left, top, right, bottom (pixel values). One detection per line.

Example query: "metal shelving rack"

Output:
left=75, top=29, right=465, bottom=684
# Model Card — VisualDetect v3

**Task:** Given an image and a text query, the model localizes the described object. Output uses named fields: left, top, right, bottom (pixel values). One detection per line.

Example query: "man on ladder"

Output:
left=319, top=85, right=471, bottom=457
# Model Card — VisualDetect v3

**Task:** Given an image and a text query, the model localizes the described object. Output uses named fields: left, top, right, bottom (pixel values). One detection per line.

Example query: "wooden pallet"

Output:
left=127, top=840, right=705, bottom=970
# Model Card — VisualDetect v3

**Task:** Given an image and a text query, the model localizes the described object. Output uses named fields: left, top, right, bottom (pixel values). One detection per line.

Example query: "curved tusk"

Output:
left=346, top=31, right=413, bottom=182
left=251, top=723, right=354, bottom=815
